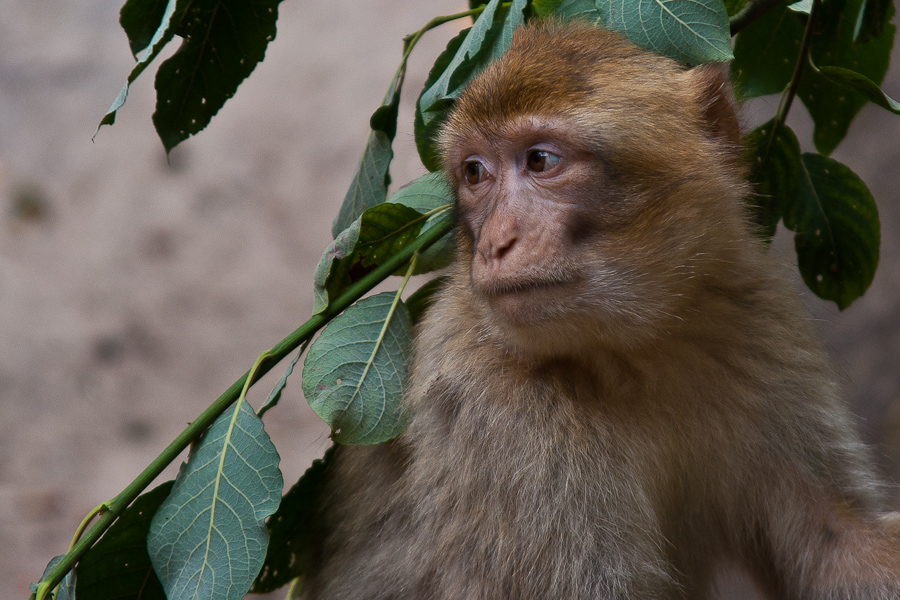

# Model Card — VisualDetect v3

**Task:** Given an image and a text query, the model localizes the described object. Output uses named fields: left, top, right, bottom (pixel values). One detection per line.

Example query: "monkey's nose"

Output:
left=478, top=235, right=517, bottom=267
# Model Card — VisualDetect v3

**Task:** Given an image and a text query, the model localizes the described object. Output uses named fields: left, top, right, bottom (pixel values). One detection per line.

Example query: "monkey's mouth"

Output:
left=481, top=276, right=574, bottom=297
left=479, top=277, right=578, bottom=321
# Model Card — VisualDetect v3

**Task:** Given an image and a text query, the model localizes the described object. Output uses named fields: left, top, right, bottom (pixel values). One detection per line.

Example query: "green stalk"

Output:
left=30, top=209, right=454, bottom=600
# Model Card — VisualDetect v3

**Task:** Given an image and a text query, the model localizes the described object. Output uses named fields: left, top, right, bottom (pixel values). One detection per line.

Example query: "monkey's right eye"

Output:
left=463, top=161, right=486, bottom=185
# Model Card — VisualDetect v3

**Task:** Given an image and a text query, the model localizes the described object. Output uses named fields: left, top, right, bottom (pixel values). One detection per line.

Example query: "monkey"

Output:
left=299, top=20, right=900, bottom=599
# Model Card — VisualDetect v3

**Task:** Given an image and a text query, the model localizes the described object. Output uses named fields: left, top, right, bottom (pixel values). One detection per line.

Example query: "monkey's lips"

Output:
left=479, top=278, right=575, bottom=324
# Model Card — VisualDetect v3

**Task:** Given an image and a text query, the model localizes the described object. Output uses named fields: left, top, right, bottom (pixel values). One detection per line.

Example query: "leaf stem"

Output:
left=730, top=0, right=790, bottom=35
left=28, top=209, right=454, bottom=600
left=774, top=0, right=821, bottom=127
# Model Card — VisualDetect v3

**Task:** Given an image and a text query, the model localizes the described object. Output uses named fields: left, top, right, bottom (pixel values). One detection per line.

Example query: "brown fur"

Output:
left=301, top=21, right=900, bottom=599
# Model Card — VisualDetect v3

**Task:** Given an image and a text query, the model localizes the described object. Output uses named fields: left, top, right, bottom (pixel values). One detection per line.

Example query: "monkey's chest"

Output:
left=392, top=405, right=673, bottom=598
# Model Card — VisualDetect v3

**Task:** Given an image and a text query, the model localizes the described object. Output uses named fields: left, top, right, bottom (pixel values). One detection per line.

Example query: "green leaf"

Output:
left=32, top=555, right=76, bottom=600
left=151, top=0, right=285, bottom=153
left=731, top=4, right=804, bottom=98
left=554, top=0, right=603, bottom=23
left=120, top=0, right=170, bottom=57
left=76, top=482, right=172, bottom=600
left=258, top=347, right=304, bottom=418
left=314, top=203, right=428, bottom=314
left=149, top=399, right=283, bottom=600
left=596, top=0, right=733, bottom=63
left=97, top=0, right=177, bottom=132
left=251, top=445, right=336, bottom=594
left=418, top=0, right=506, bottom=124
left=415, top=0, right=526, bottom=171
left=302, top=292, right=413, bottom=445
left=814, top=63, right=900, bottom=113
left=388, top=173, right=456, bottom=274
left=784, top=153, right=880, bottom=309
left=489, top=0, right=529, bottom=62
left=332, top=68, right=407, bottom=237
left=415, top=28, right=469, bottom=171
left=406, top=276, right=450, bottom=324
left=743, top=119, right=802, bottom=240
left=797, top=0, right=895, bottom=155
left=533, top=0, right=565, bottom=17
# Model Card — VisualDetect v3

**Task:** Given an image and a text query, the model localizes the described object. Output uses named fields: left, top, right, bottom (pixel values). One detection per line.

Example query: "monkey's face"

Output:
left=445, top=112, right=687, bottom=354
left=439, top=23, right=750, bottom=356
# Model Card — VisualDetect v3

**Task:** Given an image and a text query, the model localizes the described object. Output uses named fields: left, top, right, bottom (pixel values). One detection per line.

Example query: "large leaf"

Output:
left=387, top=173, right=456, bottom=274
left=743, top=119, right=802, bottom=240
left=251, top=445, right=336, bottom=594
left=151, top=0, right=285, bottom=152
left=797, top=0, right=895, bottom=155
left=598, top=0, right=733, bottom=63
left=149, top=399, right=283, bottom=600
left=731, top=5, right=804, bottom=98
left=302, top=292, right=413, bottom=445
left=783, top=153, right=880, bottom=309
left=555, top=0, right=732, bottom=63
left=314, top=203, right=428, bottom=314
left=332, top=68, right=406, bottom=237
left=76, top=482, right=173, bottom=600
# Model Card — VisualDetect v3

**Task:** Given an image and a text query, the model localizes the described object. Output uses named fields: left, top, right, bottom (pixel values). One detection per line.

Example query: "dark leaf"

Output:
left=854, top=0, right=893, bottom=41
left=75, top=482, right=173, bottom=600
left=731, top=5, right=804, bottom=98
left=743, top=120, right=802, bottom=240
left=120, top=0, right=171, bottom=57
left=784, top=153, right=880, bottom=309
left=814, top=62, right=900, bottom=113
left=797, top=0, right=895, bottom=155
left=251, top=446, right=336, bottom=594
left=314, top=203, right=428, bottom=314
left=152, top=0, right=285, bottom=152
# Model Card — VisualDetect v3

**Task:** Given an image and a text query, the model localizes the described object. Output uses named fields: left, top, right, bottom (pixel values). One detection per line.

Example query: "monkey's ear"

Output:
left=685, top=64, right=741, bottom=147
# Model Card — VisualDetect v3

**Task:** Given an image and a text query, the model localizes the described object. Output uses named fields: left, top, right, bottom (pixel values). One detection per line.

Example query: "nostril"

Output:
left=494, top=236, right=516, bottom=260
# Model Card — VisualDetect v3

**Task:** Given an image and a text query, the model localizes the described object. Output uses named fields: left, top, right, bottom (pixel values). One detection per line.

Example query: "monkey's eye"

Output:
left=463, top=161, right=486, bottom=185
left=526, top=150, right=560, bottom=173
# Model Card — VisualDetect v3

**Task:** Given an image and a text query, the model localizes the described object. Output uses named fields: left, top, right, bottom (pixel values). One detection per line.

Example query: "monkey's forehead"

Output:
left=454, top=21, right=682, bottom=121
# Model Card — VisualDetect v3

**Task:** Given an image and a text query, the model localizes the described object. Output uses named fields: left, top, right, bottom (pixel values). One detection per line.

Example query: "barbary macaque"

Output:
left=301, top=21, right=900, bottom=599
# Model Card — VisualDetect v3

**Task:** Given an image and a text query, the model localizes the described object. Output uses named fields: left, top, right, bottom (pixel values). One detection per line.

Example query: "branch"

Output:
left=29, top=210, right=455, bottom=600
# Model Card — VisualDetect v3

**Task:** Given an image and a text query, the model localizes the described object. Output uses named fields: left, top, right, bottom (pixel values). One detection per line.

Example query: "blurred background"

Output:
left=0, top=1, right=898, bottom=597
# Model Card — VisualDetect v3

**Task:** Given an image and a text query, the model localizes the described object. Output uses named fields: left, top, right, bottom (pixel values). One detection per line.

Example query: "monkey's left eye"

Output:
left=526, top=150, right=560, bottom=173
left=463, top=161, right=486, bottom=185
